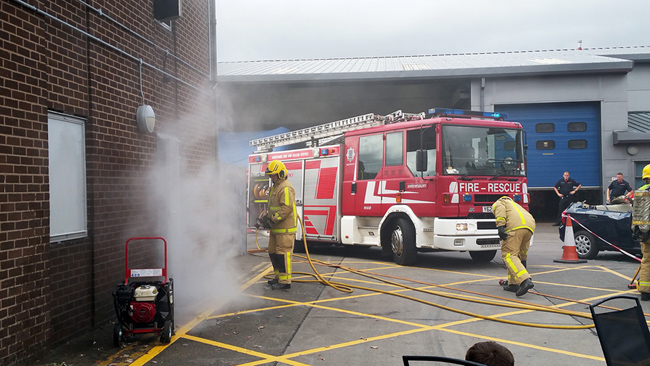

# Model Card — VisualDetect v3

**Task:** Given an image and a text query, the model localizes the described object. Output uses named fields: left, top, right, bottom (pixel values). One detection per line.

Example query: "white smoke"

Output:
left=148, top=128, right=248, bottom=326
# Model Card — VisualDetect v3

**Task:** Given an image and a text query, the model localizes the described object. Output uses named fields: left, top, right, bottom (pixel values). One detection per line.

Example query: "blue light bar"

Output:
left=428, top=107, right=507, bottom=119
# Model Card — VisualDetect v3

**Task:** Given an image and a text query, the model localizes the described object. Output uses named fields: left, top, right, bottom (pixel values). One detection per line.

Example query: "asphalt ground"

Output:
left=34, top=222, right=649, bottom=366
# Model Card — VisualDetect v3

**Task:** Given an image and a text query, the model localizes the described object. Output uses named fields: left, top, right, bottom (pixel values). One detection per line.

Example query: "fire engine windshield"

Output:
left=441, top=125, right=525, bottom=177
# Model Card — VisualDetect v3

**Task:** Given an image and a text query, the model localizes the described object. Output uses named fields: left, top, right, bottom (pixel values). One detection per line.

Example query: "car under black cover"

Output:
left=558, top=201, right=641, bottom=259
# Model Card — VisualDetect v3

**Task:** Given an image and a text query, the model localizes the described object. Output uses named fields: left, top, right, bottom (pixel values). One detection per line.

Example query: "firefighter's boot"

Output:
left=516, top=278, right=534, bottom=297
left=267, top=253, right=280, bottom=285
left=521, top=260, right=527, bottom=268
left=272, top=253, right=291, bottom=290
left=499, top=279, right=518, bottom=293
left=271, top=283, right=291, bottom=290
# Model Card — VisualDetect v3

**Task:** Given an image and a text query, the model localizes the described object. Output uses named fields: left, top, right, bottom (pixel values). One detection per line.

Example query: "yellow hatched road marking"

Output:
left=124, top=260, right=637, bottom=365
left=182, top=334, right=312, bottom=366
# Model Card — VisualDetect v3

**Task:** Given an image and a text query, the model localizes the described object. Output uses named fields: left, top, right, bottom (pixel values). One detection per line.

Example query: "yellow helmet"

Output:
left=265, top=160, right=287, bottom=179
left=643, top=163, right=650, bottom=181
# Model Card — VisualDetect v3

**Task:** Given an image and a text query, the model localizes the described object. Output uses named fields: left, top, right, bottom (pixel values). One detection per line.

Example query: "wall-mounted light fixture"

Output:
left=137, top=105, right=156, bottom=133
left=627, top=145, right=639, bottom=156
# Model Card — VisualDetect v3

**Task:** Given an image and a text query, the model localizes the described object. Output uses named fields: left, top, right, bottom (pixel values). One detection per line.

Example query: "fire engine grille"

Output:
left=474, top=194, right=503, bottom=203
left=477, top=221, right=497, bottom=230
left=476, top=238, right=500, bottom=245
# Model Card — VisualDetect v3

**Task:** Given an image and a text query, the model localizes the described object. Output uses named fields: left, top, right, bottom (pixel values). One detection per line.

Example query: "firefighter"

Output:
left=257, top=160, right=297, bottom=290
left=492, top=196, right=536, bottom=297
left=635, top=163, right=650, bottom=301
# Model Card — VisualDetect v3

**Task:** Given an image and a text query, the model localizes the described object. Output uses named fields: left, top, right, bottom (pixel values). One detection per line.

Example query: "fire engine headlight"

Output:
left=456, top=223, right=468, bottom=231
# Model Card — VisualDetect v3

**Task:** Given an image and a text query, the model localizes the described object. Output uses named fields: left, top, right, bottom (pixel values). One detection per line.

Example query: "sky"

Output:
left=215, top=0, right=650, bottom=62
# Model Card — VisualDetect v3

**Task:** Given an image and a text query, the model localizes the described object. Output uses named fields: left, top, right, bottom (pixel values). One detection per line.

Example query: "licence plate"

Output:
left=482, top=206, right=492, bottom=213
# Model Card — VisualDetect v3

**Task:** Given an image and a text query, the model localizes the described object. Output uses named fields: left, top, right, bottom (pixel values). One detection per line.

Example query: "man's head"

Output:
left=563, top=171, right=570, bottom=180
left=265, top=160, right=287, bottom=183
left=466, top=341, right=514, bottom=366
left=643, top=164, right=650, bottom=184
left=616, top=172, right=624, bottom=182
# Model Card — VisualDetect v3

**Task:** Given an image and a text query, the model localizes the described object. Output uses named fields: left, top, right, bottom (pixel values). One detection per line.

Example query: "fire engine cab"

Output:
left=248, top=108, right=529, bottom=265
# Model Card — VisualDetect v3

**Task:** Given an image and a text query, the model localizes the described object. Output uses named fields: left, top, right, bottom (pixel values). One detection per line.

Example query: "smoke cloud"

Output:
left=148, top=107, right=248, bottom=326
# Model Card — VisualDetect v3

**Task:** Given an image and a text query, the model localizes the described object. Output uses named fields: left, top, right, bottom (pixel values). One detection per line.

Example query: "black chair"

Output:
left=403, top=355, right=486, bottom=366
left=589, top=295, right=650, bottom=366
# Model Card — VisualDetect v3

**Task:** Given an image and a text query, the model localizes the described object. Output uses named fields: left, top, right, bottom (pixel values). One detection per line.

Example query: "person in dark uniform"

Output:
left=553, top=171, right=581, bottom=226
left=606, top=172, right=633, bottom=203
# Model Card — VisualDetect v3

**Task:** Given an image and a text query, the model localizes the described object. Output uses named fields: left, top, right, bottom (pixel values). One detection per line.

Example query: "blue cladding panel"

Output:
left=495, top=103, right=600, bottom=188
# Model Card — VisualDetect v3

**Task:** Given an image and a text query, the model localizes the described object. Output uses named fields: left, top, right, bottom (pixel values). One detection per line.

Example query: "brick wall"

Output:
left=0, top=1, right=215, bottom=364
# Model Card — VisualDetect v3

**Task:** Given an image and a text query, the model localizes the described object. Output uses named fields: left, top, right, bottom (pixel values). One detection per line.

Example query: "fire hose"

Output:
left=251, top=215, right=649, bottom=329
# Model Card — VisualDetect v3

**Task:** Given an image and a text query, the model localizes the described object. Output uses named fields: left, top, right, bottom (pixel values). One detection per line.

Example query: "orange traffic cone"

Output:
left=554, top=214, right=587, bottom=263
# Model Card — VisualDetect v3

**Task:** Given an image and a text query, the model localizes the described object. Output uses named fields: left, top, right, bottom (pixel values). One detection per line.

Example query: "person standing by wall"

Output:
left=492, top=196, right=536, bottom=297
left=606, top=172, right=633, bottom=203
left=553, top=171, right=581, bottom=226
left=257, top=160, right=297, bottom=290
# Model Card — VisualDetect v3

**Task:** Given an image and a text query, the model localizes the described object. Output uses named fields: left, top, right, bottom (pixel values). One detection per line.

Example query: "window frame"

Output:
left=357, top=134, right=383, bottom=180
left=385, top=131, right=403, bottom=167
left=48, top=112, right=88, bottom=242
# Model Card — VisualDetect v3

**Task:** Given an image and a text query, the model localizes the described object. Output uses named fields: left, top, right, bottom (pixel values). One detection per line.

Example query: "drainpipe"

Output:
left=480, top=77, right=486, bottom=111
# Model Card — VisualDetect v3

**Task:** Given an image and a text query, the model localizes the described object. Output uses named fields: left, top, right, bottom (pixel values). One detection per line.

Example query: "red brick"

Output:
left=1, top=1, right=214, bottom=364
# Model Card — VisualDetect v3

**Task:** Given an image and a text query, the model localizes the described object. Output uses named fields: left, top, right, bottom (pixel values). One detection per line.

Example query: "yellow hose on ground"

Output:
left=248, top=214, right=646, bottom=329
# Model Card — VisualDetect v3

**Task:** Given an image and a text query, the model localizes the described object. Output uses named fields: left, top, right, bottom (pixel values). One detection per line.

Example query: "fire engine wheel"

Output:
left=113, top=323, right=123, bottom=347
left=469, top=250, right=497, bottom=262
left=574, top=230, right=599, bottom=259
left=391, top=218, right=417, bottom=266
left=161, top=320, right=172, bottom=344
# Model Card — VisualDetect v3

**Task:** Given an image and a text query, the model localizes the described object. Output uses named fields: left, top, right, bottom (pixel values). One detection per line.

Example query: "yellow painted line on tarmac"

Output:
left=181, top=334, right=312, bottom=366
left=533, top=280, right=623, bottom=292
left=206, top=303, right=297, bottom=320
left=124, top=259, right=636, bottom=365
left=251, top=295, right=431, bottom=328
left=599, top=265, right=639, bottom=281
left=126, top=263, right=273, bottom=366
left=441, top=328, right=605, bottom=361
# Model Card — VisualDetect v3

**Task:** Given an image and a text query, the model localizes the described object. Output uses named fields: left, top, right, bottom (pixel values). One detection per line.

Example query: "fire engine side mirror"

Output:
left=416, top=149, right=427, bottom=172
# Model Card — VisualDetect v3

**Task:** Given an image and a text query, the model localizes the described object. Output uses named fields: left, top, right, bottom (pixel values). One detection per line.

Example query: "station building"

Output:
left=1, top=1, right=216, bottom=364
left=215, top=47, right=650, bottom=219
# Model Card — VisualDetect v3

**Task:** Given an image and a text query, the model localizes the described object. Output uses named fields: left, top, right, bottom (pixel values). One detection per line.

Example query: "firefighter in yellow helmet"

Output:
left=635, top=163, right=650, bottom=301
left=492, top=196, right=536, bottom=296
left=259, top=160, right=297, bottom=290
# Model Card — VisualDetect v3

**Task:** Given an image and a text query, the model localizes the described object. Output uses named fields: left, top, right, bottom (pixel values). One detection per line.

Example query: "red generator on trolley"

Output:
left=112, top=237, right=175, bottom=346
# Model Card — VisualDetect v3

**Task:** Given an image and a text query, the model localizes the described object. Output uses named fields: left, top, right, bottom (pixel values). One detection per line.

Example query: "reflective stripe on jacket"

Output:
left=492, top=196, right=536, bottom=233
left=268, top=178, right=297, bottom=234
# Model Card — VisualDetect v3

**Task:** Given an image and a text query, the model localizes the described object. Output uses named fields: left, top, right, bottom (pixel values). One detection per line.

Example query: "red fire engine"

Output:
left=248, top=108, right=529, bottom=265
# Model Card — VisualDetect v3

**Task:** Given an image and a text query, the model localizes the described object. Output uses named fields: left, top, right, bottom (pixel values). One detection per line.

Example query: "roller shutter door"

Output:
left=495, top=102, right=600, bottom=188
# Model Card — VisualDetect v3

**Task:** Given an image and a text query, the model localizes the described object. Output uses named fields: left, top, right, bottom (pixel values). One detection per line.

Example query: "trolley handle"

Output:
left=124, top=236, right=168, bottom=285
